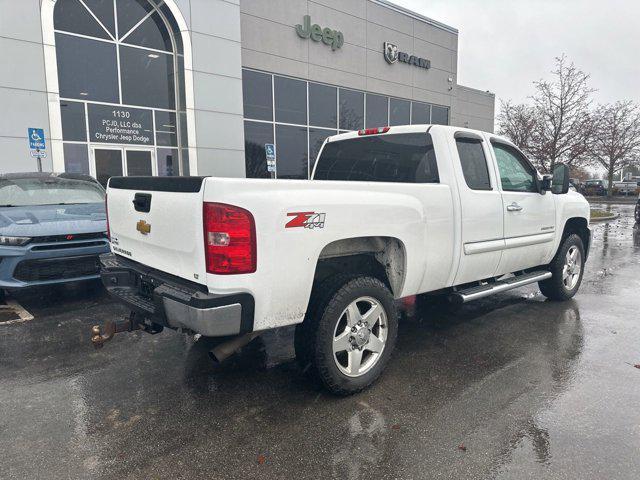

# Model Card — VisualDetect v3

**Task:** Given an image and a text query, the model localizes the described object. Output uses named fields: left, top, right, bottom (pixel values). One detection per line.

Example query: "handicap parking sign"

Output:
left=265, top=143, right=276, bottom=160
left=265, top=143, right=276, bottom=172
left=28, top=128, right=46, bottom=150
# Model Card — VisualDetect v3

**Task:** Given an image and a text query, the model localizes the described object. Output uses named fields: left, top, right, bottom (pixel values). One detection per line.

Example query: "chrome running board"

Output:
left=450, top=270, right=552, bottom=304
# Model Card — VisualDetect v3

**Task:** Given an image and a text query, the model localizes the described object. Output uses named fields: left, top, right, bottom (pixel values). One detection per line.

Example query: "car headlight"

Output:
left=0, top=236, right=32, bottom=246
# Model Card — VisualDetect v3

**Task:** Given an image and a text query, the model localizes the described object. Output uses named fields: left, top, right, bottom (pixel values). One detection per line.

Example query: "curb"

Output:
left=590, top=213, right=619, bottom=223
left=586, top=197, right=637, bottom=205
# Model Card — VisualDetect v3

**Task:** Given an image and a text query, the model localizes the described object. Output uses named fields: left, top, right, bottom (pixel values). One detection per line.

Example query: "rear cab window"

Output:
left=455, top=134, right=491, bottom=190
left=313, top=132, right=439, bottom=183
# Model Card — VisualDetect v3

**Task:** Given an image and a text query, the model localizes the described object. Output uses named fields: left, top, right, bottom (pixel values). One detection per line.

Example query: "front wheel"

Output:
left=539, top=234, right=585, bottom=301
left=295, top=275, right=398, bottom=395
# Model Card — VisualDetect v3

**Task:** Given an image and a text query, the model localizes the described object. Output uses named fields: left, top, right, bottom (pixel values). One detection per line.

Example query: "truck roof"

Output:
left=325, top=124, right=512, bottom=145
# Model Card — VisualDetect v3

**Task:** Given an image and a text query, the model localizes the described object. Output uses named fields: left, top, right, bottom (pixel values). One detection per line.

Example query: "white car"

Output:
left=94, top=125, right=591, bottom=394
left=613, top=180, right=639, bottom=195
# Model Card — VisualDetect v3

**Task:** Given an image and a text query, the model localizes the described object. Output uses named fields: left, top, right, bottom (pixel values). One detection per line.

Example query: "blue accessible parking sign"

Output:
left=28, top=128, right=46, bottom=150
left=265, top=143, right=276, bottom=173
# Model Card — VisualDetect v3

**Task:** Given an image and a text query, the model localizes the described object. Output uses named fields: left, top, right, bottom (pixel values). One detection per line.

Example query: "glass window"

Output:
left=431, top=106, right=449, bottom=125
left=116, top=0, right=154, bottom=39
left=87, top=104, right=153, bottom=145
left=83, top=0, right=116, bottom=37
left=244, top=121, right=273, bottom=179
left=157, top=148, right=178, bottom=176
left=123, top=12, right=173, bottom=52
left=63, top=143, right=90, bottom=174
left=242, top=70, right=272, bottom=121
left=389, top=98, right=410, bottom=126
left=339, top=89, right=364, bottom=131
left=126, top=150, right=153, bottom=175
left=180, top=149, right=190, bottom=176
left=309, top=83, right=337, bottom=128
left=159, top=3, right=183, bottom=54
left=274, top=76, right=307, bottom=125
left=493, top=143, right=537, bottom=192
left=177, top=55, right=186, bottom=108
left=309, top=128, right=336, bottom=173
left=314, top=133, right=439, bottom=183
left=366, top=94, right=389, bottom=128
left=275, top=125, right=308, bottom=179
left=94, top=148, right=123, bottom=186
left=55, top=33, right=119, bottom=103
left=455, top=138, right=491, bottom=190
left=54, top=0, right=111, bottom=40
left=155, top=111, right=177, bottom=146
left=411, top=102, right=430, bottom=124
left=179, top=111, right=188, bottom=146
left=60, top=101, right=87, bottom=142
left=120, top=46, right=175, bottom=109
left=0, top=176, right=104, bottom=207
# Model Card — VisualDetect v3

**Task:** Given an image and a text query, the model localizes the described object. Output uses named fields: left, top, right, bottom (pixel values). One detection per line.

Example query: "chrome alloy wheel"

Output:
left=563, top=245, right=582, bottom=290
left=332, top=296, right=388, bottom=377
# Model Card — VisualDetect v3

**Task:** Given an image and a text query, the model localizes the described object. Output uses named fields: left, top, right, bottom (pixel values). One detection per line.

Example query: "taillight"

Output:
left=203, top=202, right=256, bottom=275
left=105, top=194, right=110, bottom=240
left=358, top=127, right=390, bottom=136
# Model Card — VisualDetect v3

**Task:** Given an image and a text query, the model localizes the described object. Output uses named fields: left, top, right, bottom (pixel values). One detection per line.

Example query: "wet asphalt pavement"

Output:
left=1, top=204, right=639, bottom=479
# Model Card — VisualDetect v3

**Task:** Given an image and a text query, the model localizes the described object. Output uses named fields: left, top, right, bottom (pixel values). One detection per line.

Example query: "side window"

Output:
left=455, top=138, right=491, bottom=190
left=493, top=143, right=537, bottom=192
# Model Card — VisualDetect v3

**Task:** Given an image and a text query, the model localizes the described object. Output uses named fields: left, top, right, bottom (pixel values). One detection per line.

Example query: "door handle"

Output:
left=507, top=202, right=523, bottom=212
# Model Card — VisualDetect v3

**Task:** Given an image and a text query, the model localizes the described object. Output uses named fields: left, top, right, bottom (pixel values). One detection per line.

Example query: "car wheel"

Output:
left=295, top=275, right=398, bottom=395
left=539, top=234, right=585, bottom=301
left=635, top=202, right=640, bottom=224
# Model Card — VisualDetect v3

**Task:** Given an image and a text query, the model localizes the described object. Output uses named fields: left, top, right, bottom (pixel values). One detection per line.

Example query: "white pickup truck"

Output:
left=94, top=125, right=590, bottom=395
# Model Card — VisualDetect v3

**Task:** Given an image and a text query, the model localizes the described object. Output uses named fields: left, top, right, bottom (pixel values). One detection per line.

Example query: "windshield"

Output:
left=0, top=177, right=105, bottom=207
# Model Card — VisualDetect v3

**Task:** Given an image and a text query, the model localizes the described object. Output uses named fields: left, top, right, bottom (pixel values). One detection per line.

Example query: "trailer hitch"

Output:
left=91, top=312, right=163, bottom=349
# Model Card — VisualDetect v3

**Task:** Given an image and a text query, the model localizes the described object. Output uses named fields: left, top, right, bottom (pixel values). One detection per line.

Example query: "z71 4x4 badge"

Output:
left=286, top=212, right=326, bottom=229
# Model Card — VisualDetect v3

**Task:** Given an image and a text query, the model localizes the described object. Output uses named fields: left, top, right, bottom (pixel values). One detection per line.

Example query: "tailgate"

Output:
left=107, top=177, right=207, bottom=284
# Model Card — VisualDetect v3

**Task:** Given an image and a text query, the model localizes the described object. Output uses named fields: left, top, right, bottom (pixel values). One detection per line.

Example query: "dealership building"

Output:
left=0, top=0, right=495, bottom=182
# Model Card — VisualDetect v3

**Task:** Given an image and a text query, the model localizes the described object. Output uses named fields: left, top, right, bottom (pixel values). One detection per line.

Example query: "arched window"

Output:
left=53, top=0, right=188, bottom=184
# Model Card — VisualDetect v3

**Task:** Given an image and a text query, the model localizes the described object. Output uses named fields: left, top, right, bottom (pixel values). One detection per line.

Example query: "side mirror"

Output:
left=540, top=174, right=553, bottom=193
left=551, top=163, right=570, bottom=194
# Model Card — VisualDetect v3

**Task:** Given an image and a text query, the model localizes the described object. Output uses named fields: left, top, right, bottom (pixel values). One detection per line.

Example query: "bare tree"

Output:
left=589, top=100, right=640, bottom=196
left=497, top=100, right=537, bottom=153
left=498, top=56, right=595, bottom=172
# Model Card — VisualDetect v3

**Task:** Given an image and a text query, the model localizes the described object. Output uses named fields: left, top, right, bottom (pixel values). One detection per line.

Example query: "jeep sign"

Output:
left=295, top=15, right=344, bottom=51
left=384, top=42, right=431, bottom=70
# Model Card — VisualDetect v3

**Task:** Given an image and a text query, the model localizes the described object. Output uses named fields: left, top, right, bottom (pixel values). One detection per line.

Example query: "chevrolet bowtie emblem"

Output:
left=136, top=220, right=151, bottom=235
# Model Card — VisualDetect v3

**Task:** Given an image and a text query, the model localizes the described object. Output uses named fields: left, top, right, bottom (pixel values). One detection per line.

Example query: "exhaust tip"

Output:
left=207, top=332, right=261, bottom=364
left=208, top=350, right=223, bottom=364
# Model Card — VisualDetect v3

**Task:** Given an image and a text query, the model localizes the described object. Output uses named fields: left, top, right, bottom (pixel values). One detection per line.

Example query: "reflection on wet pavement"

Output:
left=1, top=206, right=639, bottom=479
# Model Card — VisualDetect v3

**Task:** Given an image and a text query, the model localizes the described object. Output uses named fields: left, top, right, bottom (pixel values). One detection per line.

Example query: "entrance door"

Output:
left=91, top=146, right=155, bottom=186
left=125, top=149, right=154, bottom=176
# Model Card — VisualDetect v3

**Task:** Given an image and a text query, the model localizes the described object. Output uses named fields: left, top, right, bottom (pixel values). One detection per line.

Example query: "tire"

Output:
left=635, top=202, right=640, bottom=224
left=295, top=275, right=398, bottom=395
left=539, top=234, right=585, bottom=301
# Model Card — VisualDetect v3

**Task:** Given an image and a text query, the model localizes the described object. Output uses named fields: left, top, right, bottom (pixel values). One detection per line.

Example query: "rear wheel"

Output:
left=539, top=234, right=585, bottom=301
left=295, top=275, right=398, bottom=395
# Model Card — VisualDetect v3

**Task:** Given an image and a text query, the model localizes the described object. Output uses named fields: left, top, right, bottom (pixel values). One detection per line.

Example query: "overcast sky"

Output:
left=393, top=0, right=640, bottom=107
